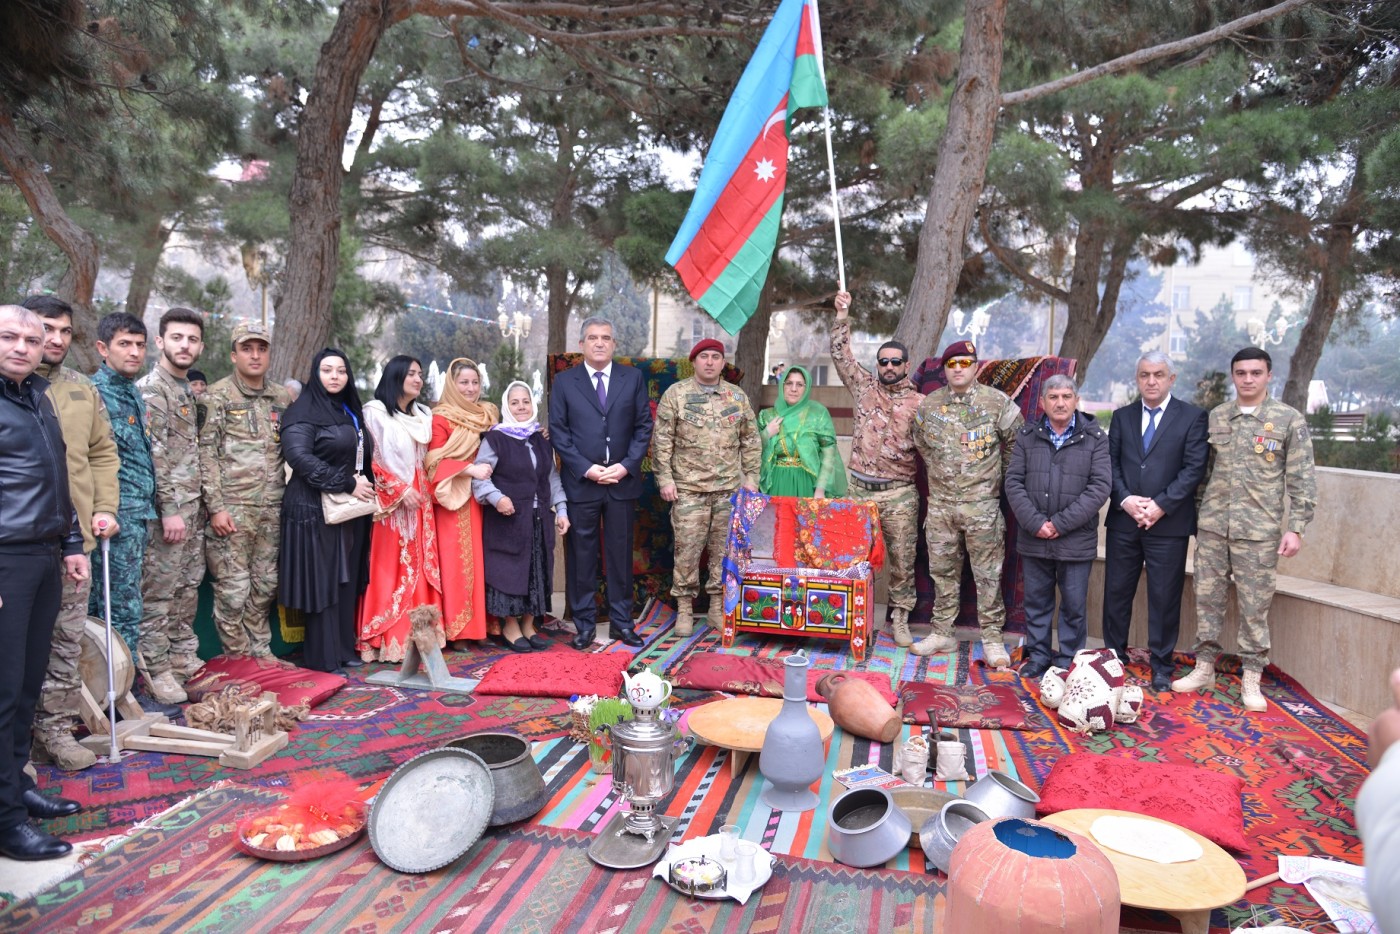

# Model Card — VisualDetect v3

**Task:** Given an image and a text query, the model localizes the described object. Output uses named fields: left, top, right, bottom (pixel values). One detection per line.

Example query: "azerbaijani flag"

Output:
left=666, top=0, right=828, bottom=334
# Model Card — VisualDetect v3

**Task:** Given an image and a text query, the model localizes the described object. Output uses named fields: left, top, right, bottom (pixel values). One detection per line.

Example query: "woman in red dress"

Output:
left=426, top=358, right=498, bottom=645
left=357, top=355, right=442, bottom=661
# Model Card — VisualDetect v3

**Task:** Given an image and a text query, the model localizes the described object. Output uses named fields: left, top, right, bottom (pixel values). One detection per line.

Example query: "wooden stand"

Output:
left=365, top=609, right=475, bottom=694
left=687, top=696, right=835, bottom=778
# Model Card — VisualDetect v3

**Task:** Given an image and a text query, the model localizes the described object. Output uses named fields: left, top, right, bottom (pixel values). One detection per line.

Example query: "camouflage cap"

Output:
left=231, top=321, right=272, bottom=348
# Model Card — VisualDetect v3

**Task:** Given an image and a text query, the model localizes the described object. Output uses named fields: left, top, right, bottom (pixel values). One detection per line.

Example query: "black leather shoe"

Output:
left=22, top=789, right=80, bottom=819
left=1020, top=660, right=1050, bottom=680
left=608, top=626, right=645, bottom=647
left=570, top=627, right=596, bottom=651
left=504, top=636, right=534, bottom=653
left=0, top=822, right=73, bottom=861
left=1151, top=674, right=1173, bottom=692
left=131, top=692, right=183, bottom=719
left=526, top=633, right=550, bottom=650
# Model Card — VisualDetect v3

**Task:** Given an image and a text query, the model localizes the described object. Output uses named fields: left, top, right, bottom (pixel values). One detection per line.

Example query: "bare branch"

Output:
left=977, top=210, right=1069, bottom=302
left=1001, top=0, right=1319, bottom=108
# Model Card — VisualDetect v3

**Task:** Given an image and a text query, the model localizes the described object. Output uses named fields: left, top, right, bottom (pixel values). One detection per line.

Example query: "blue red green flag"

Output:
left=665, top=0, right=828, bottom=334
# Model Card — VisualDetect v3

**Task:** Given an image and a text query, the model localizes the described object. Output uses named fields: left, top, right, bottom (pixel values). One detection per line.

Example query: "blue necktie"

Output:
left=594, top=371, right=607, bottom=409
left=1143, top=407, right=1161, bottom=451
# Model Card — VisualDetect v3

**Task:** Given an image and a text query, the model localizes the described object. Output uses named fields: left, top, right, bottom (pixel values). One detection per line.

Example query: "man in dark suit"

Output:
left=548, top=317, right=654, bottom=649
left=1102, top=351, right=1209, bottom=692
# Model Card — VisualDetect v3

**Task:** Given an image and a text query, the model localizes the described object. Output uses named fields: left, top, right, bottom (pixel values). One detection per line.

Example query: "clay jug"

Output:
left=758, top=651, right=824, bottom=811
left=816, top=673, right=900, bottom=743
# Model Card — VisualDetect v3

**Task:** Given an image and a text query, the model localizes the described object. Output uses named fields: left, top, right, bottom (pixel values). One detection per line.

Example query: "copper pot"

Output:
left=815, top=672, right=900, bottom=743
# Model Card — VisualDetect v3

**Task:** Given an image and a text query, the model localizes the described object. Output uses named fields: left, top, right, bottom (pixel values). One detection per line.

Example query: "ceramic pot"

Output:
left=444, top=732, right=548, bottom=826
left=963, top=770, right=1041, bottom=821
left=826, top=787, right=913, bottom=868
left=946, top=818, right=1120, bottom=932
left=758, top=651, right=824, bottom=811
left=919, top=799, right=990, bottom=874
left=815, top=673, right=900, bottom=743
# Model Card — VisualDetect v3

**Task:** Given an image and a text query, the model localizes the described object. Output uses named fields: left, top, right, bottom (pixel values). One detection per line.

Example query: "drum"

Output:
left=78, top=615, right=137, bottom=699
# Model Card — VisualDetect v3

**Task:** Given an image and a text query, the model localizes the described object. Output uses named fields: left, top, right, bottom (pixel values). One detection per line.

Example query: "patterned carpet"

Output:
left=4, top=601, right=1372, bottom=932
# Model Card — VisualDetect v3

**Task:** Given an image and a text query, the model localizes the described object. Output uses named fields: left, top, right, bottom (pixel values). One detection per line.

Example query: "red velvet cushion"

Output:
left=1035, top=752, right=1249, bottom=852
left=184, top=655, right=345, bottom=709
left=474, top=646, right=631, bottom=698
left=897, top=680, right=1048, bottom=731
left=670, top=652, right=896, bottom=704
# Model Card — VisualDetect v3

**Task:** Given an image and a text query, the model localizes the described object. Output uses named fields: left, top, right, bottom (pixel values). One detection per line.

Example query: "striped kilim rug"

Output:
left=0, top=783, right=944, bottom=934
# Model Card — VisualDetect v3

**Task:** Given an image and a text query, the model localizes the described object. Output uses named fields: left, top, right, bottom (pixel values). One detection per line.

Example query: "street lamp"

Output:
left=951, top=303, right=992, bottom=346
left=498, top=310, right=531, bottom=351
left=1247, top=315, right=1293, bottom=347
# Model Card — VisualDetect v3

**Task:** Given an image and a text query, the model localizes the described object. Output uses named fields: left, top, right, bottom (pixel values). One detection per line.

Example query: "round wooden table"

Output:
left=1041, top=808, right=1246, bottom=934
left=687, top=696, right=835, bottom=778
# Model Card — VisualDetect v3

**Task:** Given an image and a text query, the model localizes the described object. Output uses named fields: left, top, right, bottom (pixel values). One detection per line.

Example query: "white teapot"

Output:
left=622, top=669, right=672, bottom=710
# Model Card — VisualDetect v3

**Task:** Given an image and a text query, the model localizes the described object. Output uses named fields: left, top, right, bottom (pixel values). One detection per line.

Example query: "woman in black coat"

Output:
left=279, top=348, right=376, bottom=673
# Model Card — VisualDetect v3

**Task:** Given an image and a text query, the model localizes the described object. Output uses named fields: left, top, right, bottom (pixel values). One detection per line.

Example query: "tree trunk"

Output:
left=545, top=262, right=570, bottom=356
left=1282, top=171, right=1364, bottom=411
left=1057, top=230, right=1134, bottom=380
left=733, top=286, right=773, bottom=407
left=893, top=0, right=1007, bottom=364
left=274, top=0, right=393, bottom=380
left=125, top=214, right=174, bottom=320
left=0, top=109, right=101, bottom=370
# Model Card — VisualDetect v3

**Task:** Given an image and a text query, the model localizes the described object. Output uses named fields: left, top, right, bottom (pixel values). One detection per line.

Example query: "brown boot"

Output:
left=1240, top=669, right=1267, bottom=712
left=705, top=597, right=725, bottom=630
left=147, top=670, right=189, bottom=705
left=33, top=729, right=97, bottom=772
left=674, top=597, right=694, bottom=637
left=889, top=608, right=913, bottom=648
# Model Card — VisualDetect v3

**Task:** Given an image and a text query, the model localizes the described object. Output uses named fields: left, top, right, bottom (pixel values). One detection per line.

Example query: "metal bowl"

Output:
left=888, top=787, right=959, bottom=849
left=963, top=770, right=1041, bottom=821
left=368, top=747, right=495, bottom=873
left=826, top=787, right=913, bottom=869
left=444, top=732, right=548, bottom=826
left=919, top=799, right=991, bottom=874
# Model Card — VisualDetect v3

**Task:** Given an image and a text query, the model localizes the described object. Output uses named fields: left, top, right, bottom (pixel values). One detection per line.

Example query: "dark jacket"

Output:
left=1105, top=398, right=1208, bottom=538
left=1005, top=411, right=1112, bottom=562
left=480, top=431, right=555, bottom=597
left=547, top=362, right=653, bottom=502
left=0, top=371, right=83, bottom=555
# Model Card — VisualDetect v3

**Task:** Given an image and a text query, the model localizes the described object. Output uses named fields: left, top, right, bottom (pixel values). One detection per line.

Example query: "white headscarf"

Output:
left=493, top=380, right=540, bottom=440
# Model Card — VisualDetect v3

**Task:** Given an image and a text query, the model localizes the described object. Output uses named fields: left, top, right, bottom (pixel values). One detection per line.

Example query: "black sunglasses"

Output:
left=877, top=357, right=906, bottom=367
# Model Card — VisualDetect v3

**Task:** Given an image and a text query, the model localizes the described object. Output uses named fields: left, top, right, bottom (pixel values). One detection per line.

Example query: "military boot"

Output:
left=1240, top=669, right=1267, bottom=712
left=1171, top=658, right=1216, bottom=693
left=674, top=597, right=694, bottom=637
left=705, top=596, right=725, bottom=631
left=982, top=641, right=1011, bottom=669
left=888, top=608, right=913, bottom=648
left=148, top=670, right=189, bottom=705
left=170, top=654, right=204, bottom=683
left=33, top=728, right=97, bottom=772
left=911, top=631, right=958, bottom=657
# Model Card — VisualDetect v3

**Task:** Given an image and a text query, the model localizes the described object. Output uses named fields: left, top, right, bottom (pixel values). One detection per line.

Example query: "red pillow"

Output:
left=474, top=646, right=631, bottom=698
left=184, top=655, right=345, bottom=709
left=897, top=681, right=1048, bottom=731
left=669, top=652, right=896, bottom=704
left=1035, top=752, right=1248, bottom=852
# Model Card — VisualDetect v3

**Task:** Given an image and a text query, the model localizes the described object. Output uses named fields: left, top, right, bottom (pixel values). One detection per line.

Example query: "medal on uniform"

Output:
left=941, top=405, right=949, bottom=414
left=1255, top=444, right=1264, bottom=453
left=1264, top=422, right=1274, bottom=431
left=1266, top=453, right=1275, bottom=462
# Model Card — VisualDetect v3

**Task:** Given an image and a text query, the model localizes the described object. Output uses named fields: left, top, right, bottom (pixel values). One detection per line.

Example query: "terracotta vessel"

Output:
left=946, top=817, right=1119, bottom=932
left=815, top=673, right=900, bottom=743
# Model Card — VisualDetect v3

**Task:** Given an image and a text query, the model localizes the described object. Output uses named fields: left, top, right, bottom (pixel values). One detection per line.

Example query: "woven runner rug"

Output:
left=0, top=783, right=943, bottom=934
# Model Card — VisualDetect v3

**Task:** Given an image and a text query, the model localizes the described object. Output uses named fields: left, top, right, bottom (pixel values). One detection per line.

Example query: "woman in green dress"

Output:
left=757, top=366, right=848, bottom=498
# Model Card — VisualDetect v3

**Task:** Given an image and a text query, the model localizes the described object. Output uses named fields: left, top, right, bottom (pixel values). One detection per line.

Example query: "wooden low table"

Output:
left=1041, top=808, right=1246, bottom=934
left=687, top=696, right=835, bottom=778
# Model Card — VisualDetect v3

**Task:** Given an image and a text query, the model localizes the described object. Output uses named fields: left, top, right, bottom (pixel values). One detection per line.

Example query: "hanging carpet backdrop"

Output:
left=5, top=601, right=1370, bottom=933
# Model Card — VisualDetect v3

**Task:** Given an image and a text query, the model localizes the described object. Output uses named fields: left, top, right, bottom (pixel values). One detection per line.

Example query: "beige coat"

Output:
left=38, top=361, right=121, bottom=553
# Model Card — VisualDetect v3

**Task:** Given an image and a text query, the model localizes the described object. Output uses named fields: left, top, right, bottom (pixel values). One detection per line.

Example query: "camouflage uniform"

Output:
left=829, top=319, right=924, bottom=612
left=914, top=382, right=1023, bottom=641
left=139, top=365, right=205, bottom=677
left=88, top=364, right=158, bottom=657
left=652, top=376, right=761, bottom=600
left=1191, top=397, right=1316, bottom=672
left=33, top=362, right=119, bottom=762
left=200, top=373, right=291, bottom=656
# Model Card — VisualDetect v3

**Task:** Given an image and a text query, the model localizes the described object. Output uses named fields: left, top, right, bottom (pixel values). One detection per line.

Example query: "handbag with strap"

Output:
left=322, top=418, right=376, bottom=524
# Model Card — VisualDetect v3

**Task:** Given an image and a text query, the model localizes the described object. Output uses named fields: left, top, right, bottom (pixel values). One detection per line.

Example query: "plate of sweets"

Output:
left=237, top=779, right=367, bottom=862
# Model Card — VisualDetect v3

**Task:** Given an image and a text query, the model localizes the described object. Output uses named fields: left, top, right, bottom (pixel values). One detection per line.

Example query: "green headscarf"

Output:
left=757, top=365, right=847, bottom=497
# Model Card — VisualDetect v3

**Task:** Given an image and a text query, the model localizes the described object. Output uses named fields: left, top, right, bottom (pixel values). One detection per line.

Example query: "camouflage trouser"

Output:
left=89, top=511, right=149, bottom=653
left=1192, top=529, right=1279, bottom=672
left=140, top=504, right=205, bottom=673
left=670, top=489, right=735, bottom=599
left=846, top=480, right=918, bottom=612
left=34, top=566, right=92, bottom=737
left=925, top=497, right=1006, bottom=641
left=206, top=504, right=279, bottom=656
